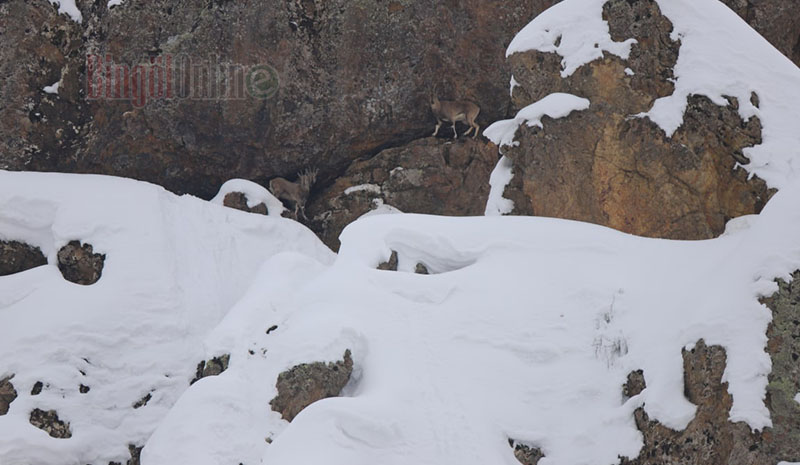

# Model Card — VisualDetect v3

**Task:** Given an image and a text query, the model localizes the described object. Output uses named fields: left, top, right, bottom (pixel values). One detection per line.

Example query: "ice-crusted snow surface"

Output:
left=485, top=155, right=514, bottom=216
left=210, top=178, right=286, bottom=217
left=484, top=93, right=590, bottom=148
left=0, top=171, right=332, bottom=465
left=505, top=0, right=800, bottom=189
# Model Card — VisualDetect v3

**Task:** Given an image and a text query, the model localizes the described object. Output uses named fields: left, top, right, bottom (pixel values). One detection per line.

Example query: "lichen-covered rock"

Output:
left=29, top=408, right=72, bottom=439
left=760, top=271, right=800, bottom=460
left=511, top=441, right=545, bottom=465
left=307, top=138, right=497, bottom=250
left=270, top=349, right=353, bottom=422
left=622, top=336, right=799, bottom=464
left=0, top=376, right=17, bottom=415
left=190, top=354, right=231, bottom=385
left=222, top=192, right=269, bottom=216
left=57, top=241, right=105, bottom=285
left=0, top=240, right=47, bottom=276
left=502, top=0, right=773, bottom=240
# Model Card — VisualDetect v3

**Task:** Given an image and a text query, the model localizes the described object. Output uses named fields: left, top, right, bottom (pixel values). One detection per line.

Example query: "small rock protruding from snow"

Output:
left=190, top=354, right=231, bottom=385
left=29, top=409, right=72, bottom=439
left=57, top=241, right=105, bottom=285
left=269, top=350, right=354, bottom=422
left=0, top=376, right=17, bottom=416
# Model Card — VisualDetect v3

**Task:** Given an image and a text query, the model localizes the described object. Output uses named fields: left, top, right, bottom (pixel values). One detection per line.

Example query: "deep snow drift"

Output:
left=1, top=168, right=798, bottom=465
left=0, top=171, right=332, bottom=465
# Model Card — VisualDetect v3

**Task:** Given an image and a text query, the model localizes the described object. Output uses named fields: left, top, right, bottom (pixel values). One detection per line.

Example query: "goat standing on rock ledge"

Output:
left=430, top=95, right=480, bottom=139
left=269, top=168, right=318, bottom=221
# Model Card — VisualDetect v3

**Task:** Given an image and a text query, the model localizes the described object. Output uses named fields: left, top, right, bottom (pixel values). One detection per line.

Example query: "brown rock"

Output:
left=502, top=0, right=773, bottom=240
left=0, top=376, right=17, bottom=415
left=57, top=240, right=105, bottom=285
left=0, top=240, right=47, bottom=276
left=307, top=138, right=498, bottom=250
left=29, top=408, right=72, bottom=439
left=222, top=192, right=269, bottom=215
left=270, top=349, right=353, bottom=422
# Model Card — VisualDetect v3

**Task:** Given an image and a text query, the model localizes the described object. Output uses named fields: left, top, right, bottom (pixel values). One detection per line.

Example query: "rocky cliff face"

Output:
left=0, top=0, right=555, bottom=199
left=1, top=0, right=796, bottom=203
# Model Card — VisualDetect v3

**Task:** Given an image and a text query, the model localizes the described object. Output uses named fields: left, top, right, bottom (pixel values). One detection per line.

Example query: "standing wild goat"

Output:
left=269, top=168, right=318, bottom=220
left=430, top=94, right=480, bottom=139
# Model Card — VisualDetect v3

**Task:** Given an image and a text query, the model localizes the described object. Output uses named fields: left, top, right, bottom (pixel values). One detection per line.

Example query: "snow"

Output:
left=360, top=198, right=402, bottom=218
left=484, top=93, right=590, bottom=148
left=503, top=0, right=800, bottom=190
left=485, top=155, right=514, bottom=216
left=506, top=0, right=636, bottom=77
left=510, top=75, right=520, bottom=95
left=795, top=393, right=800, bottom=405
left=108, top=0, right=125, bottom=7
left=47, top=0, right=82, bottom=22
left=1, top=165, right=799, bottom=465
left=344, top=184, right=382, bottom=196
left=43, top=82, right=60, bottom=95
left=0, top=170, right=332, bottom=465
left=210, top=178, right=286, bottom=217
